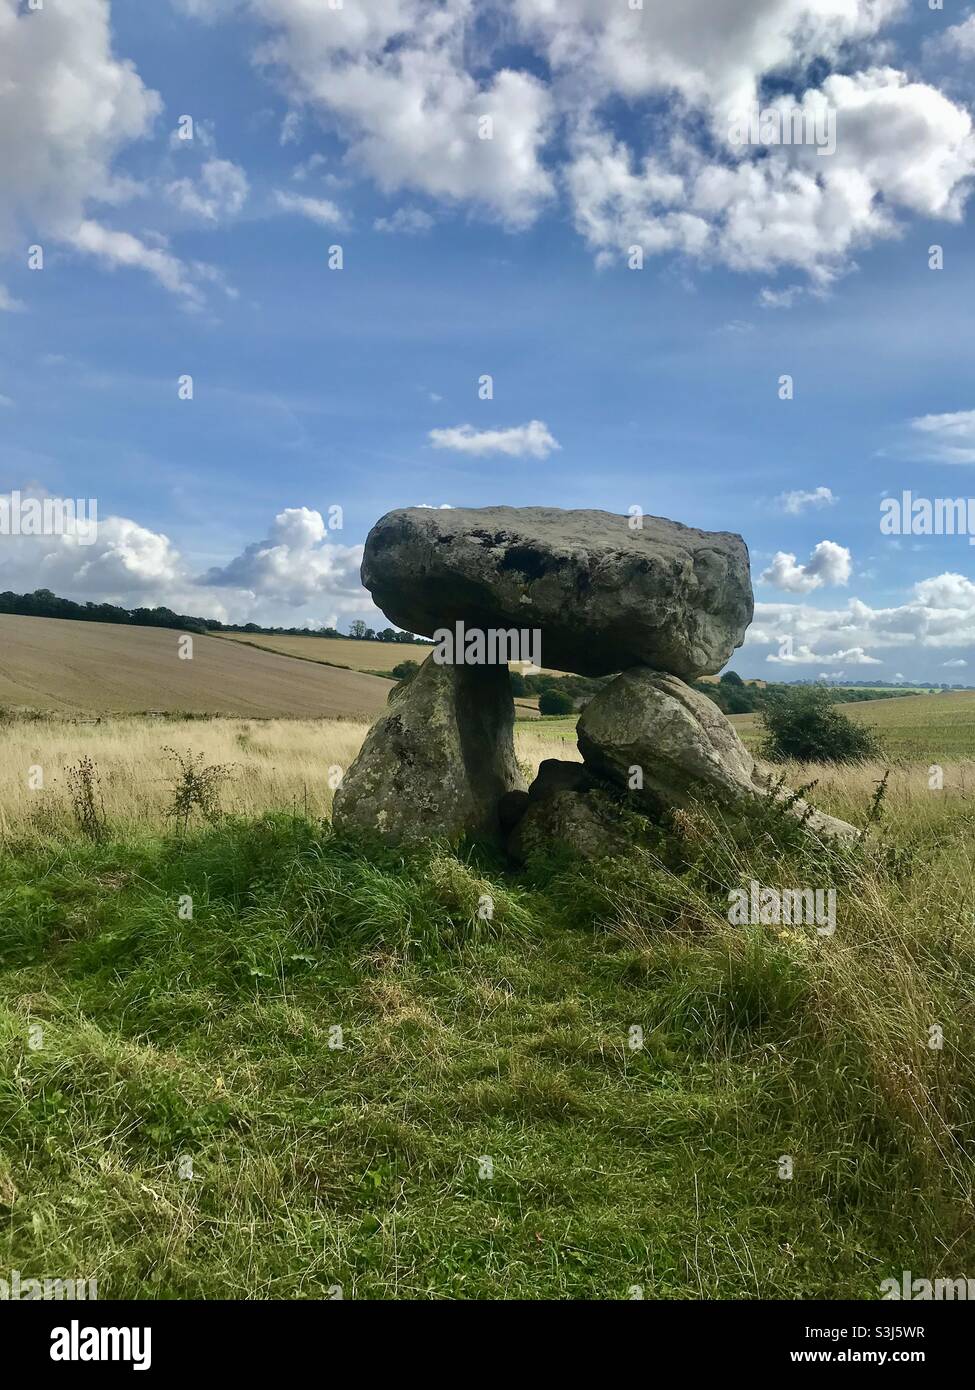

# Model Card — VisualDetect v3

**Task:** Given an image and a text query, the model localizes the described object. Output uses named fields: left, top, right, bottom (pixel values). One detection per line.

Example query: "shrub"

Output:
left=760, top=686, right=881, bottom=764
left=391, top=660, right=420, bottom=681
left=538, top=689, right=574, bottom=716
left=66, top=757, right=107, bottom=841
left=164, top=748, right=234, bottom=833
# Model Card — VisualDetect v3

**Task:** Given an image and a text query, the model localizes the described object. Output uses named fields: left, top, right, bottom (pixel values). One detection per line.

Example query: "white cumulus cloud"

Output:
left=0, top=1, right=231, bottom=303
left=769, top=644, right=880, bottom=665
left=212, top=0, right=555, bottom=229
left=69, top=221, right=205, bottom=306
left=928, top=14, right=975, bottom=61
left=374, top=206, right=435, bottom=235
left=170, top=0, right=975, bottom=283
left=777, top=486, right=837, bottom=514
left=761, top=540, right=852, bottom=592
left=428, top=420, right=561, bottom=459
left=0, top=491, right=375, bottom=627
left=0, top=0, right=160, bottom=246
left=201, top=507, right=365, bottom=609
left=747, top=572, right=975, bottom=674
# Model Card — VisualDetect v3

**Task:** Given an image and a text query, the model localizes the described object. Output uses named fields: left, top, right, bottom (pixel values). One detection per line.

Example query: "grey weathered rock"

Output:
left=361, top=506, right=753, bottom=679
left=332, top=657, right=525, bottom=844
left=578, top=668, right=858, bottom=841
left=508, top=788, right=635, bottom=864
left=507, top=758, right=651, bottom=862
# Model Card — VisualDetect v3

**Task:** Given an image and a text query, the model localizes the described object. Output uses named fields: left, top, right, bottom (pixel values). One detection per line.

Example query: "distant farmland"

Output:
left=728, top=690, right=975, bottom=759
left=217, top=631, right=542, bottom=716
left=0, top=615, right=395, bottom=718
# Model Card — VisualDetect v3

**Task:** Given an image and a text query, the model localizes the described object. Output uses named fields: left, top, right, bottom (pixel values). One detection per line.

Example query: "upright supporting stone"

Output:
left=332, top=658, right=526, bottom=844
left=578, top=667, right=857, bottom=841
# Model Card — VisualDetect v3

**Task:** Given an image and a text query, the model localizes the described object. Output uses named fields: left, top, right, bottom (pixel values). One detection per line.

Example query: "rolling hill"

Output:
left=728, top=689, right=975, bottom=758
left=0, top=614, right=396, bottom=718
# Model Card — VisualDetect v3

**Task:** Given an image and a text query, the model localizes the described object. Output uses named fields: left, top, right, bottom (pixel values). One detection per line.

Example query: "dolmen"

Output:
left=332, top=506, right=856, bottom=853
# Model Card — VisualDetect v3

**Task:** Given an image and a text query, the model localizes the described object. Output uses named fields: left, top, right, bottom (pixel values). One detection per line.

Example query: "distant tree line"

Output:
left=344, top=619, right=430, bottom=644
left=700, top=672, right=924, bottom=716
left=0, top=588, right=218, bottom=634
left=0, top=589, right=427, bottom=644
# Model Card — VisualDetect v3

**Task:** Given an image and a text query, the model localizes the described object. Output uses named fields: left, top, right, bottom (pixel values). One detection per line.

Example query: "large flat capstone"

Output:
left=361, top=506, right=753, bottom=679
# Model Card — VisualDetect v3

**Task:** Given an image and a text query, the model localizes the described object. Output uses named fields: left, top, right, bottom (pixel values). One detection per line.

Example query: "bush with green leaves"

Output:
left=760, top=686, right=882, bottom=764
left=390, top=660, right=420, bottom=682
left=538, top=688, right=574, bottom=716
left=164, top=747, right=234, bottom=833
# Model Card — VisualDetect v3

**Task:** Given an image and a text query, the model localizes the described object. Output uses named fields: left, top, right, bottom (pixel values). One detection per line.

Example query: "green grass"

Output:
left=832, top=686, right=943, bottom=694
left=519, top=715, right=578, bottom=741
left=2, top=799, right=974, bottom=1299
left=729, top=690, right=975, bottom=758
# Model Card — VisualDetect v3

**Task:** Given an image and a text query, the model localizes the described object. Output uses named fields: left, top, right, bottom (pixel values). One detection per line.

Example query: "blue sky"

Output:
left=3, top=0, right=975, bottom=681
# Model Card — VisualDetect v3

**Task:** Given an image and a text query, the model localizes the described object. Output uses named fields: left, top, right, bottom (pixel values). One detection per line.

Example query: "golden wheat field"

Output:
left=2, top=710, right=974, bottom=841
left=0, top=715, right=581, bottom=837
left=0, top=615, right=395, bottom=717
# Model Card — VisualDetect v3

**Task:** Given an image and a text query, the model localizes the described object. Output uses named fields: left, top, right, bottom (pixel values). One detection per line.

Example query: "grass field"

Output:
left=0, top=717, right=566, bottom=838
left=2, top=790, right=974, bottom=1298
left=2, top=702, right=975, bottom=840
left=0, top=615, right=394, bottom=718
left=2, top=697, right=974, bottom=1298
left=728, top=689, right=975, bottom=759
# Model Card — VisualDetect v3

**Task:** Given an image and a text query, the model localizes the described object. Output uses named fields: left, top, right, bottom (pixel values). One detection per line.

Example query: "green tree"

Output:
left=538, top=689, right=574, bottom=716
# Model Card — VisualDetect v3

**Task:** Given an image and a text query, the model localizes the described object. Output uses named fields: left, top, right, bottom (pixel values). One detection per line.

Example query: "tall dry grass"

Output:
left=1, top=713, right=973, bottom=842
left=0, top=717, right=370, bottom=838
left=0, top=715, right=584, bottom=839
